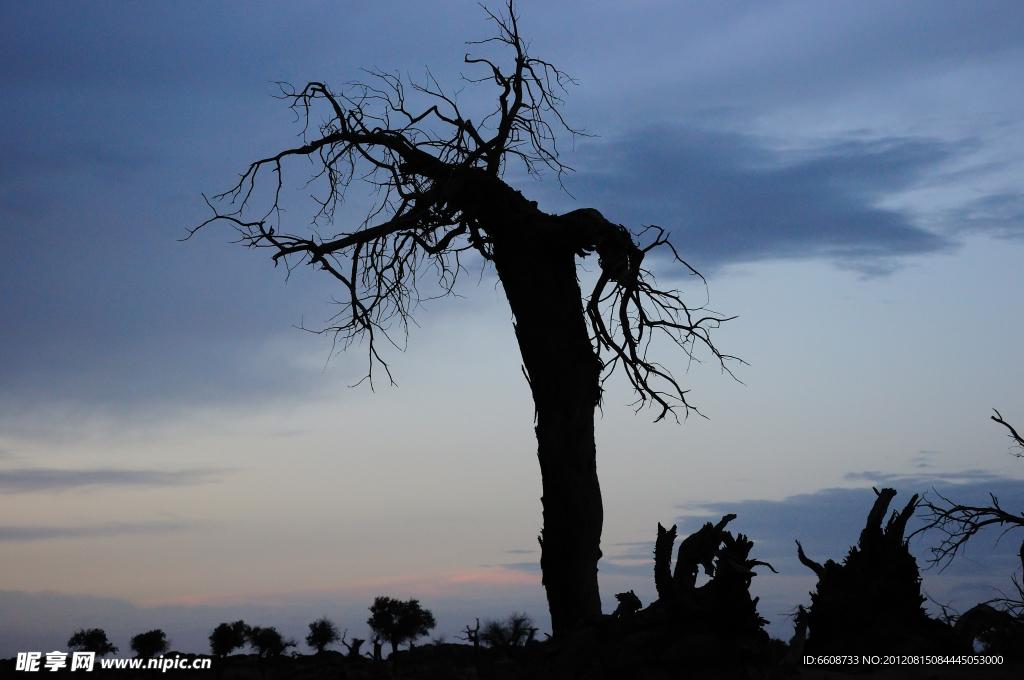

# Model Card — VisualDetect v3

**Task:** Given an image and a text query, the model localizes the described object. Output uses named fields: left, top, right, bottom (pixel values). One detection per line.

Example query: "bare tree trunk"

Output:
left=491, top=221, right=604, bottom=636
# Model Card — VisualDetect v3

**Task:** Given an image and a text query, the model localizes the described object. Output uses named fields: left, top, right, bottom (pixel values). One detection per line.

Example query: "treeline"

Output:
left=60, top=596, right=537, bottom=661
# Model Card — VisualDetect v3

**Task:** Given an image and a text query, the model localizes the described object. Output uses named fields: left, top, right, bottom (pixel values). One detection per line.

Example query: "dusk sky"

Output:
left=3, top=0, right=1024, bottom=655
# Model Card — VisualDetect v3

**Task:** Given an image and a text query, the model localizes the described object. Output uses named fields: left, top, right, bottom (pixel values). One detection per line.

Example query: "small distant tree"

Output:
left=67, top=628, right=118, bottom=657
left=246, top=626, right=297, bottom=659
left=305, top=617, right=340, bottom=654
left=367, top=597, right=436, bottom=657
left=209, top=620, right=250, bottom=658
left=479, top=612, right=538, bottom=649
left=130, top=630, right=169, bottom=659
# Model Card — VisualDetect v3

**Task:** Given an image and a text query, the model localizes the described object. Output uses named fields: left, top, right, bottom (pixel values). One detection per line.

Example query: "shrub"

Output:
left=67, top=628, right=118, bottom=657
left=130, top=630, right=169, bottom=659
left=480, top=613, right=537, bottom=648
left=209, top=620, right=250, bottom=658
left=367, top=597, right=436, bottom=656
left=247, top=626, right=297, bottom=659
left=305, top=617, right=340, bottom=654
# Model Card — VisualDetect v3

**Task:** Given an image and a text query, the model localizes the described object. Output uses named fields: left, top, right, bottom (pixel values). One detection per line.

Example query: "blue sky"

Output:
left=2, top=0, right=1024, bottom=655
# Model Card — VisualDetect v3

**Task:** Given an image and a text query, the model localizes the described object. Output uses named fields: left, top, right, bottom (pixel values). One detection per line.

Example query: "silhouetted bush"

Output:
left=209, top=620, right=250, bottom=658
left=246, top=626, right=296, bottom=659
left=367, top=596, right=436, bottom=657
left=305, top=617, right=340, bottom=654
left=479, top=613, right=537, bottom=648
left=130, top=629, right=169, bottom=659
left=67, top=628, right=118, bottom=657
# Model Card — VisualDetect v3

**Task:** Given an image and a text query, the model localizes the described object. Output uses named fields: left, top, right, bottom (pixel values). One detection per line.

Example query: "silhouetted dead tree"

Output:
left=339, top=630, right=365, bottom=660
left=653, top=517, right=776, bottom=635
left=561, top=516, right=777, bottom=678
left=193, top=0, right=737, bottom=636
left=916, top=410, right=1024, bottom=623
left=796, top=488, right=963, bottom=655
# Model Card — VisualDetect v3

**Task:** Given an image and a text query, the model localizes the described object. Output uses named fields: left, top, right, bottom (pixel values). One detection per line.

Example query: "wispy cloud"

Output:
left=0, top=467, right=237, bottom=494
left=0, top=520, right=199, bottom=542
left=497, top=561, right=541, bottom=573
left=947, top=192, right=1024, bottom=240
left=843, top=469, right=1008, bottom=485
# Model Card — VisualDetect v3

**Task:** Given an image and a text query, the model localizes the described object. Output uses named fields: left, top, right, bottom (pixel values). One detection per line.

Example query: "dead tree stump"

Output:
left=541, top=515, right=779, bottom=679
left=796, top=487, right=964, bottom=656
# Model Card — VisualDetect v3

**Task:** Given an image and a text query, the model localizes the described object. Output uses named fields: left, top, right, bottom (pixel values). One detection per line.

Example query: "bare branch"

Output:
left=795, top=540, right=825, bottom=579
left=915, top=488, right=1024, bottom=571
left=578, top=218, right=743, bottom=421
left=992, top=408, right=1024, bottom=458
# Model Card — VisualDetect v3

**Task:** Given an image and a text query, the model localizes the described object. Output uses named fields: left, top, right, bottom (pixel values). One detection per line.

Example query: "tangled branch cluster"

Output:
left=915, top=410, right=1024, bottom=613
left=190, top=1, right=736, bottom=418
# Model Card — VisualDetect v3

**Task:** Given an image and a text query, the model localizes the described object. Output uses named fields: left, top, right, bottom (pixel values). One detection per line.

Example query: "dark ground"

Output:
left=2, top=644, right=1022, bottom=680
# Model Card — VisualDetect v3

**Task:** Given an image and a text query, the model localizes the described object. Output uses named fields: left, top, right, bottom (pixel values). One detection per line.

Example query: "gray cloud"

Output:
left=535, top=127, right=962, bottom=275
left=0, top=520, right=199, bottom=542
left=0, top=467, right=236, bottom=494
left=562, top=2, right=1024, bottom=123
left=948, top=192, right=1024, bottom=240
left=0, top=1, right=475, bottom=92
left=0, top=4, right=446, bottom=422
